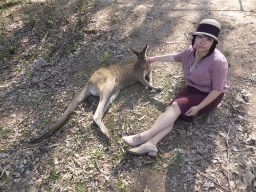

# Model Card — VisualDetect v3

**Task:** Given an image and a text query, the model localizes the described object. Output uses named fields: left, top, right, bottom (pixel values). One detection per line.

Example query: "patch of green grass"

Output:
left=116, top=179, right=127, bottom=191
left=0, top=42, right=18, bottom=62
left=169, top=155, right=182, bottom=173
left=75, top=181, right=88, bottom=191
left=44, top=93, right=54, bottom=101
left=82, top=71, right=87, bottom=77
left=28, top=71, right=33, bottom=78
left=42, top=52, right=50, bottom=62
left=224, top=50, right=231, bottom=56
left=102, top=52, right=110, bottom=66
left=110, top=148, right=124, bottom=166
left=0, top=126, right=15, bottom=140
left=14, top=65, right=21, bottom=72
left=49, top=170, right=61, bottom=184
left=162, top=74, right=173, bottom=88
left=21, top=126, right=31, bottom=137
left=38, top=118, right=51, bottom=128
left=0, top=144, right=8, bottom=150
left=123, top=115, right=131, bottom=128
left=110, top=10, right=123, bottom=24
left=147, top=165, right=156, bottom=174
left=173, top=80, right=186, bottom=95
left=91, top=0, right=99, bottom=7
left=93, top=149, right=103, bottom=160
left=0, top=126, right=14, bottom=135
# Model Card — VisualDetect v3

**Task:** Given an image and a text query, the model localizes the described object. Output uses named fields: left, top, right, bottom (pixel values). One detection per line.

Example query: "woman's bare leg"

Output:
left=125, top=102, right=181, bottom=155
left=122, top=102, right=181, bottom=146
left=126, top=125, right=174, bottom=156
left=145, top=124, right=174, bottom=145
left=140, top=102, right=181, bottom=140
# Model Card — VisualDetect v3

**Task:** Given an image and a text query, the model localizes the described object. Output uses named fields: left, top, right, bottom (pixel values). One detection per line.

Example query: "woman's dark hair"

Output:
left=192, top=35, right=217, bottom=58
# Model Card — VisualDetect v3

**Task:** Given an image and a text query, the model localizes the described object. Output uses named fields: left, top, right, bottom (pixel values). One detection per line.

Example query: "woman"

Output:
left=122, top=19, right=228, bottom=157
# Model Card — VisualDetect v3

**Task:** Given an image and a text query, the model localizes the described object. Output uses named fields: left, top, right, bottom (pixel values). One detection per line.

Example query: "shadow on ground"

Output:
left=0, top=0, right=256, bottom=191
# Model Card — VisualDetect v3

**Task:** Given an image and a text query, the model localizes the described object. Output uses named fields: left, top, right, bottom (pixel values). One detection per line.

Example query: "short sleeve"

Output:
left=173, top=46, right=193, bottom=63
left=211, top=60, right=228, bottom=91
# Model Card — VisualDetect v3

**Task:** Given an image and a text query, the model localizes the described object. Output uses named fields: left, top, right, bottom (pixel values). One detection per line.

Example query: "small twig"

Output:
left=184, top=32, right=189, bottom=39
left=41, top=31, right=48, bottom=44
left=112, top=155, right=126, bottom=174
left=190, top=165, right=230, bottom=192
left=164, top=41, right=181, bottom=44
left=43, top=81, right=53, bottom=89
left=94, top=159, right=103, bottom=173
left=157, top=152, right=163, bottom=160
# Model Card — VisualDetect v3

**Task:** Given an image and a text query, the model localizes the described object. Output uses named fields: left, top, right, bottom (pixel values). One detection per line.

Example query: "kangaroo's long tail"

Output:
left=30, top=84, right=90, bottom=144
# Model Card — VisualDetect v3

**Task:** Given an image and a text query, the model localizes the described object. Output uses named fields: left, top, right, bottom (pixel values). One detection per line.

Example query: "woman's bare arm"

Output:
left=185, top=90, right=222, bottom=116
left=148, top=54, right=176, bottom=63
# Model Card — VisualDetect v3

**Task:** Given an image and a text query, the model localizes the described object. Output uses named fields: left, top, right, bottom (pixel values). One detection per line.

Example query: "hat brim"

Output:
left=193, top=32, right=219, bottom=43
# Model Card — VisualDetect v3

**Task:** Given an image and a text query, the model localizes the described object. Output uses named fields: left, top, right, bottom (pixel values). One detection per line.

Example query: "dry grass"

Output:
left=1, top=0, right=256, bottom=191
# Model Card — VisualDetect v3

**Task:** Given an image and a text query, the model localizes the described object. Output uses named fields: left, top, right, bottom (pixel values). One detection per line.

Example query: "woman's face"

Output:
left=194, top=35, right=214, bottom=53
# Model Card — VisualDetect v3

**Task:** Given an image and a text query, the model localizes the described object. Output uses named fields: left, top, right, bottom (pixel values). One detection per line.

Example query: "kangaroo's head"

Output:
left=131, top=44, right=147, bottom=70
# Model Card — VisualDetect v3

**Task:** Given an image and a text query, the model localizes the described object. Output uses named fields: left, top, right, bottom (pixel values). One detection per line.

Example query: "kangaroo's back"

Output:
left=89, top=62, right=139, bottom=89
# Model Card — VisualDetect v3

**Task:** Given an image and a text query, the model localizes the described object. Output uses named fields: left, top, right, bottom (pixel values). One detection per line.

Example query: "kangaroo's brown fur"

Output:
left=30, top=45, right=160, bottom=143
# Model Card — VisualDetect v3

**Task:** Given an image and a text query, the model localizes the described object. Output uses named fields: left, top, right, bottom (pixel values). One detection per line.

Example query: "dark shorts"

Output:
left=169, top=86, right=224, bottom=122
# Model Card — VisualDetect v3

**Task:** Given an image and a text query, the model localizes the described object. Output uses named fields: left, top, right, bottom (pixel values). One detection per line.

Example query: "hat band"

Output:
left=196, top=23, right=220, bottom=39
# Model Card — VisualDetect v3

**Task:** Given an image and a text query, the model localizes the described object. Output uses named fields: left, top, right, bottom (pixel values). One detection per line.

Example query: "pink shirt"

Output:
left=174, top=46, right=228, bottom=93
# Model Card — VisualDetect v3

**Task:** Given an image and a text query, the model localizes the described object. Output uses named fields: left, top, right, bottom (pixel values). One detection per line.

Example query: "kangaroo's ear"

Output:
left=131, top=48, right=140, bottom=57
left=142, top=44, right=147, bottom=54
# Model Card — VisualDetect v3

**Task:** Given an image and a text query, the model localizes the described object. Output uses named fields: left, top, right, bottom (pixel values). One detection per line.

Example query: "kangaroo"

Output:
left=30, top=44, right=161, bottom=144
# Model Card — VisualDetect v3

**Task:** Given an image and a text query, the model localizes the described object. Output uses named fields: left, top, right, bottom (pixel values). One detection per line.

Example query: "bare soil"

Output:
left=0, top=0, right=256, bottom=191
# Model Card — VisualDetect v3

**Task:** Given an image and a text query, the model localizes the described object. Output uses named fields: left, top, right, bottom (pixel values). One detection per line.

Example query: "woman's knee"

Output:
left=165, top=102, right=181, bottom=116
left=167, top=102, right=180, bottom=111
left=171, top=101, right=179, bottom=108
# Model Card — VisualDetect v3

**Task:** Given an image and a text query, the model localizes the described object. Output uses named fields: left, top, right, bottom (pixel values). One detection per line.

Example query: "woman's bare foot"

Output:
left=126, top=143, right=158, bottom=157
left=122, top=134, right=146, bottom=147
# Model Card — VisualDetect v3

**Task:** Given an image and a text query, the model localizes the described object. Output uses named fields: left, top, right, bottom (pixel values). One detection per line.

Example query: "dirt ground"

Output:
left=0, top=0, right=256, bottom=191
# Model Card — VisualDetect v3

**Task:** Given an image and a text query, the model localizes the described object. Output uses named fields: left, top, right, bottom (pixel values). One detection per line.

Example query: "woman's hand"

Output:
left=185, top=106, right=200, bottom=116
left=146, top=58, right=154, bottom=65
left=185, top=90, right=222, bottom=116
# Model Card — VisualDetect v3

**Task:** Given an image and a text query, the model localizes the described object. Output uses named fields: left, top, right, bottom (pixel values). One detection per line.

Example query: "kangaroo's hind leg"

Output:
left=93, top=89, right=120, bottom=138
left=103, top=89, right=120, bottom=114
